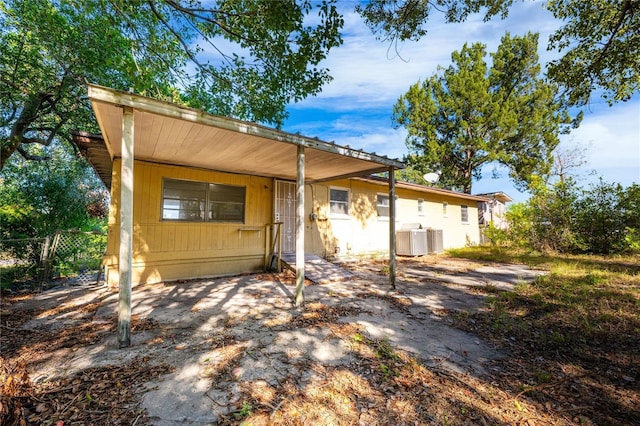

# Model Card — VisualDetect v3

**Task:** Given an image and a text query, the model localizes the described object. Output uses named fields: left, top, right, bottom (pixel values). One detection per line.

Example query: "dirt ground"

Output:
left=0, top=256, right=571, bottom=425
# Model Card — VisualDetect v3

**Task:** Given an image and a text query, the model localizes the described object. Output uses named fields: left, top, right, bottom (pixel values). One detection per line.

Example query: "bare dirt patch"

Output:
left=2, top=255, right=637, bottom=425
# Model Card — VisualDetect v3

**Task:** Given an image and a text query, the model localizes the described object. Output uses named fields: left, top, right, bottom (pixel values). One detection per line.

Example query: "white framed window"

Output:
left=418, top=198, right=424, bottom=216
left=377, top=194, right=390, bottom=217
left=329, top=187, right=349, bottom=216
left=461, top=204, right=469, bottom=224
left=442, top=202, right=448, bottom=217
left=162, top=178, right=245, bottom=223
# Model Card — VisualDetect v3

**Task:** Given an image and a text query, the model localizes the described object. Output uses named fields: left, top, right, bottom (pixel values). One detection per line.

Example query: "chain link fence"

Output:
left=0, top=230, right=107, bottom=290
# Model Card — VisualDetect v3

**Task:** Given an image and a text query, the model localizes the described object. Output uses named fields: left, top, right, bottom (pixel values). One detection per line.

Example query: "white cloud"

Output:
left=563, top=100, right=640, bottom=185
left=292, top=1, right=561, bottom=112
left=284, top=1, right=639, bottom=197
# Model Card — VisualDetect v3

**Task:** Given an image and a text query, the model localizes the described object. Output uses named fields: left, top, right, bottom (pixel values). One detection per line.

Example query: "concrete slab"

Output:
left=15, top=258, right=546, bottom=424
left=280, top=253, right=355, bottom=284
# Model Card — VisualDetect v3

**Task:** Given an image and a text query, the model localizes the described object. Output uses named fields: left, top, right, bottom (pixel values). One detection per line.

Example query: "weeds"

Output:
left=449, top=247, right=640, bottom=425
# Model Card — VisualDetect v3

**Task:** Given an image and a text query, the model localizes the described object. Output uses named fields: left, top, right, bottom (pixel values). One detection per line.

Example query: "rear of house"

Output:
left=97, top=161, right=486, bottom=287
left=77, top=84, right=488, bottom=288
left=300, top=177, right=486, bottom=259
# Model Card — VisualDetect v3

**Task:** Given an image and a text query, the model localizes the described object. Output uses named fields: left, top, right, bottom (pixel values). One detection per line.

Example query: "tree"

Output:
left=0, top=141, right=107, bottom=240
left=550, top=140, right=591, bottom=184
left=0, top=0, right=343, bottom=170
left=573, top=180, right=640, bottom=254
left=393, top=32, right=575, bottom=193
left=357, top=0, right=640, bottom=106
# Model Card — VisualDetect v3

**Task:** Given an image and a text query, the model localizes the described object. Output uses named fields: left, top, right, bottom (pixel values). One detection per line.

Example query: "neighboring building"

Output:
left=476, top=192, right=513, bottom=229
left=75, top=84, right=488, bottom=288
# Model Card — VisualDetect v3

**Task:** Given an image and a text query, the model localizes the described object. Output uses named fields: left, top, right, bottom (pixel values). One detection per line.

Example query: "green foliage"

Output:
left=234, top=401, right=253, bottom=419
left=546, top=0, right=640, bottom=106
left=494, top=179, right=640, bottom=255
left=573, top=180, right=640, bottom=254
left=0, top=141, right=107, bottom=239
left=527, top=179, right=583, bottom=253
left=482, top=221, right=509, bottom=247
left=0, top=0, right=344, bottom=169
left=394, top=33, right=574, bottom=193
left=394, top=165, right=429, bottom=185
left=357, top=0, right=514, bottom=42
left=357, top=0, right=640, bottom=107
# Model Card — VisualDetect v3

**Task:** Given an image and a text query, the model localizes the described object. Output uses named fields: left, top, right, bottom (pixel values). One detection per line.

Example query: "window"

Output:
left=418, top=199, right=424, bottom=216
left=377, top=194, right=390, bottom=217
left=330, top=188, right=349, bottom=216
left=162, top=178, right=245, bottom=223
left=442, top=202, right=448, bottom=217
left=461, top=204, right=469, bottom=223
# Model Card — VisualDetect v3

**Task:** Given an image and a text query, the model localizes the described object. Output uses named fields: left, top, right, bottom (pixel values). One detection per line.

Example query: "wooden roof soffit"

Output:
left=86, top=84, right=405, bottom=172
left=71, top=130, right=113, bottom=190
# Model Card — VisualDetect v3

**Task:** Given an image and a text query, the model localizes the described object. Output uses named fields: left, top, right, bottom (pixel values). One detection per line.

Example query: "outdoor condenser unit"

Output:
left=427, top=229, right=444, bottom=254
left=396, top=228, right=428, bottom=256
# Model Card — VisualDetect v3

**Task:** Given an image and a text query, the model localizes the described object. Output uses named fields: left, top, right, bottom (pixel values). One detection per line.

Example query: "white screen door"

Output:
left=275, top=180, right=297, bottom=253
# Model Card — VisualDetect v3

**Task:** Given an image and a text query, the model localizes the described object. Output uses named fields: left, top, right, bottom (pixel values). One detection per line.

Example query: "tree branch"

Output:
left=162, top=0, right=260, bottom=43
left=146, top=1, right=237, bottom=90
left=17, top=145, right=50, bottom=162
left=592, top=0, right=635, bottom=72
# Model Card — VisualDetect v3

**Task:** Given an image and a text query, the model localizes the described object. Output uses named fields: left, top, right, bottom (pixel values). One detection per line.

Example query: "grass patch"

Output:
left=448, top=247, right=640, bottom=425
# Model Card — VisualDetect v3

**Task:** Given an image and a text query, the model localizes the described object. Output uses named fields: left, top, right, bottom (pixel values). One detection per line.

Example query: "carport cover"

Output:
left=87, top=84, right=404, bottom=182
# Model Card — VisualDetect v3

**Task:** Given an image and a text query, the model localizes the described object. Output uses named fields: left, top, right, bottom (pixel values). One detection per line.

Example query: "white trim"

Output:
left=329, top=186, right=350, bottom=218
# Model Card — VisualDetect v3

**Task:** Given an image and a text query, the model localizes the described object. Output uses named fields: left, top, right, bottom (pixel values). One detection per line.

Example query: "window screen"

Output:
left=377, top=194, right=390, bottom=217
left=461, top=204, right=469, bottom=223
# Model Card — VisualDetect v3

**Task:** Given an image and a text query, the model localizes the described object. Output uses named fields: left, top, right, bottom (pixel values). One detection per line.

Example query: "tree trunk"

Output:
left=0, top=94, right=47, bottom=170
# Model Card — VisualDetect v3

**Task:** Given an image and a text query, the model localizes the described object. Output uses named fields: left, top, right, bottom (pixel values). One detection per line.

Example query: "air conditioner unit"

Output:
left=427, top=229, right=444, bottom=254
left=396, top=229, right=428, bottom=256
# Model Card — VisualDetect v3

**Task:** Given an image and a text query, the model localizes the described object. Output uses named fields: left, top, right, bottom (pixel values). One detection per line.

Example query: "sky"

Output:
left=281, top=1, right=640, bottom=203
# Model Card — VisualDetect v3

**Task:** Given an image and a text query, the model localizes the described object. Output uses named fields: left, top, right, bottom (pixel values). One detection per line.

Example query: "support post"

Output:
left=118, top=106, right=134, bottom=348
left=388, top=167, right=396, bottom=290
left=294, top=145, right=305, bottom=307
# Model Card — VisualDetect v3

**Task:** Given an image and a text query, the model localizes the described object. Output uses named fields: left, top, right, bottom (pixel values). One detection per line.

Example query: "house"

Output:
left=74, top=133, right=488, bottom=288
left=476, top=192, right=513, bottom=230
left=74, top=84, right=486, bottom=346
left=299, top=176, right=487, bottom=259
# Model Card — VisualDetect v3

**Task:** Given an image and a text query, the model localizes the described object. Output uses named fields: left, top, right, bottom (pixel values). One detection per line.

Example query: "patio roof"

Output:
left=86, top=84, right=404, bottom=183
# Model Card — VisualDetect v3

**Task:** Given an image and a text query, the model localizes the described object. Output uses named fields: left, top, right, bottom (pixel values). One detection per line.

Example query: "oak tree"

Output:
left=0, top=0, right=343, bottom=170
left=358, top=0, right=640, bottom=106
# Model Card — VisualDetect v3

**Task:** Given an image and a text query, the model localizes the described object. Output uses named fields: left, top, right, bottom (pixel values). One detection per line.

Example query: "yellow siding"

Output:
left=105, top=161, right=482, bottom=286
left=304, top=179, right=482, bottom=258
left=105, top=160, right=273, bottom=287
left=394, top=188, right=481, bottom=249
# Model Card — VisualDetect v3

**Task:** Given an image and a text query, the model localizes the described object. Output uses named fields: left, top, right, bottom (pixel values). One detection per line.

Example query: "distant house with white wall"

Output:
left=476, top=192, right=513, bottom=230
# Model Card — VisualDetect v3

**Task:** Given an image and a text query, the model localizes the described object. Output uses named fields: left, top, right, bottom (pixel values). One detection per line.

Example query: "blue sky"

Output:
left=281, top=1, right=640, bottom=202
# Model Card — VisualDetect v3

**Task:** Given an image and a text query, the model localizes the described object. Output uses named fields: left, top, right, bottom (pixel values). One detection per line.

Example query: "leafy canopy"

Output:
left=0, top=141, right=107, bottom=240
left=0, top=0, right=343, bottom=169
left=358, top=0, right=640, bottom=106
left=394, top=32, right=576, bottom=193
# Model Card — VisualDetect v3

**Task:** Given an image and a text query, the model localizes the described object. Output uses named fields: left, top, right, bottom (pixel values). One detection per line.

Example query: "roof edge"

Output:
left=87, top=83, right=405, bottom=170
left=353, top=176, right=491, bottom=201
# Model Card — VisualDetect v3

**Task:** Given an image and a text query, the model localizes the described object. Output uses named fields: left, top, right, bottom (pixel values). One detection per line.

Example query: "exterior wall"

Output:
left=478, top=199, right=509, bottom=229
left=305, top=179, right=481, bottom=258
left=394, top=187, right=481, bottom=250
left=104, top=163, right=483, bottom=286
left=304, top=179, right=386, bottom=257
left=105, top=160, right=273, bottom=287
